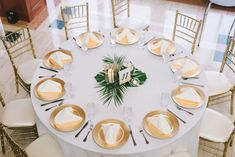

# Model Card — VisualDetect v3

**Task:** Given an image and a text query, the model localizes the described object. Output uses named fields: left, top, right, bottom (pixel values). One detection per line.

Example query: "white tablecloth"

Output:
left=31, top=32, right=208, bottom=157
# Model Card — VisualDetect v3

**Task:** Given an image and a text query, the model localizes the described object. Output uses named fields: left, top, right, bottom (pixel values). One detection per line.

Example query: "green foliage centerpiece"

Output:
left=95, top=55, right=147, bottom=106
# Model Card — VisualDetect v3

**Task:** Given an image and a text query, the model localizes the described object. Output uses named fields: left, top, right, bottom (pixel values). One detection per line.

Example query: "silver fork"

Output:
left=83, top=124, right=94, bottom=142
left=139, top=126, right=149, bottom=144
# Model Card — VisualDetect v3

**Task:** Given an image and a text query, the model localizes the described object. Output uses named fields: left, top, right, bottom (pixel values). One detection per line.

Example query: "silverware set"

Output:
left=83, top=124, right=94, bottom=142
left=75, top=120, right=90, bottom=138
left=40, top=66, right=58, bottom=73
left=167, top=108, right=186, bottom=124
left=129, top=125, right=137, bottom=146
left=38, top=74, right=56, bottom=79
left=139, top=127, right=149, bottom=144
left=45, top=101, right=63, bottom=111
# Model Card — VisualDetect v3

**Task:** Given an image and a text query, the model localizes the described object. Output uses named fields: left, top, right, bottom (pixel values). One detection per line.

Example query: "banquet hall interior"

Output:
left=0, top=0, right=235, bottom=157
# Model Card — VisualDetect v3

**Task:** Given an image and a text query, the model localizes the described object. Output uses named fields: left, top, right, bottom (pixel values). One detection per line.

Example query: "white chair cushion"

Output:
left=18, top=59, right=41, bottom=84
left=200, top=108, right=234, bottom=143
left=116, top=17, right=149, bottom=30
left=165, top=152, right=191, bottom=157
left=26, top=134, right=63, bottom=157
left=1, top=98, right=35, bottom=128
left=205, top=71, right=233, bottom=96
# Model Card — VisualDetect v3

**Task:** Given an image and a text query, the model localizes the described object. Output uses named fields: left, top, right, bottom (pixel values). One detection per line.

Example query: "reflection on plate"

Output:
left=43, top=49, right=73, bottom=69
left=92, top=119, right=129, bottom=149
left=171, top=85, right=205, bottom=109
left=34, top=78, right=65, bottom=101
left=143, top=110, right=179, bottom=139
left=75, top=31, right=105, bottom=49
left=147, top=38, right=176, bottom=56
left=50, top=104, right=86, bottom=132
left=170, top=57, right=201, bottom=78
left=114, top=28, right=140, bottom=45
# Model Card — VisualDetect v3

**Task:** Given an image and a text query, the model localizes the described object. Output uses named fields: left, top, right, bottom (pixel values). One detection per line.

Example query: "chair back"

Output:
left=220, top=37, right=235, bottom=74
left=111, top=0, right=130, bottom=28
left=0, top=92, right=5, bottom=107
left=172, top=10, right=202, bottom=54
left=1, top=126, right=28, bottom=157
left=61, top=3, right=90, bottom=40
left=1, top=26, right=36, bottom=74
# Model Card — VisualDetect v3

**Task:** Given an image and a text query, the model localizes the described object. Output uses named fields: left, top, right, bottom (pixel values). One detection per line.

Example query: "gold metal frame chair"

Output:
left=61, top=3, right=90, bottom=40
left=0, top=92, right=38, bottom=155
left=200, top=121, right=235, bottom=157
left=111, top=0, right=130, bottom=28
left=1, top=26, right=36, bottom=93
left=172, top=10, right=202, bottom=54
left=209, top=36, right=235, bottom=115
left=111, top=0, right=149, bottom=31
left=1, top=125, right=29, bottom=157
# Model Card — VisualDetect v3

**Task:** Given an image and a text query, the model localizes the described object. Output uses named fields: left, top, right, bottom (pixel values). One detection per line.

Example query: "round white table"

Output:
left=31, top=32, right=208, bottom=157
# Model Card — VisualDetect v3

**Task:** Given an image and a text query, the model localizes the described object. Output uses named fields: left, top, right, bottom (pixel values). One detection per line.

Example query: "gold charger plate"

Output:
left=143, top=110, right=179, bottom=139
left=147, top=38, right=176, bottom=56
left=170, top=57, right=201, bottom=78
left=92, top=119, right=129, bottom=149
left=34, top=78, right=65, bottom=101
left=171, top=84, right=205, bottom=109
left=75, top=31, right=105, bottom=49
left=43, top=49, right=73, bottom=69
left=50, top=104, right=86, bottom=132
left=114, top=28, right=140, bottom=45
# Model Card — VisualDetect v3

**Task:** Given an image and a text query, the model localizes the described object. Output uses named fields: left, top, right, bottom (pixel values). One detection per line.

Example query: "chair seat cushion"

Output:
left=18, top=59, right=41, bottom=84
left=117, top=17, right=149, bottom=30
left=205, top=71, right=233, bottom=96
left=165, top=152, right=191, bottom=157
left=1, top=98, right=35, bottom=128
left=26, top=134, right=63, bottom=157
left=200, top=108, right=234, bottom=143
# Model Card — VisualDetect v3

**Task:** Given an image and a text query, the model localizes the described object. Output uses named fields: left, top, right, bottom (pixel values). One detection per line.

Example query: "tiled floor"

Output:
left=0, top=0, right=235, bottom=156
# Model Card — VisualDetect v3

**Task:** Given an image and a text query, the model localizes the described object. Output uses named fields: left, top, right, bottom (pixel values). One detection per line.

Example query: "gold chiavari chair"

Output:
left=206, top=36, right=235, bottom=115
left=61, top=3, right=90, bottom=40
left=1, top=126, right=64, bottom=157
left=0, top=91, right=38, bottom=154
left=172, top=10, right=202, bottom=54
left=1, top=25, right=40, bottom=93
left=111, top=0, right=149, bottom=31
left=199, top=108, right=235, bottom=157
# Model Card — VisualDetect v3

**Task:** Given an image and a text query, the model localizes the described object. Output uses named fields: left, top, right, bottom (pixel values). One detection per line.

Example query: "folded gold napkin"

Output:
left=147, top=114, right=172, bottom=134
left=55, top=107, right=82, bottom=129
left=102, top=123, right=121, bottom=145
left=175, top=87, right=201, bottom=106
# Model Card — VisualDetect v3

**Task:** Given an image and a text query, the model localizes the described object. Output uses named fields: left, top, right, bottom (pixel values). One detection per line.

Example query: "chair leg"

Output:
left=223, top=142, right=230, bottom=157
left=15, top=79, right=19, bottom=93
left=0, top=127, right=5, bottom=154
left=230, top=88, right=234, bottom=115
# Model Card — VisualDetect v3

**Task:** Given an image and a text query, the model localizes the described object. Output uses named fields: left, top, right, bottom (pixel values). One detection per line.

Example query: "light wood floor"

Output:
left=0, top=0, right=235, bottom=156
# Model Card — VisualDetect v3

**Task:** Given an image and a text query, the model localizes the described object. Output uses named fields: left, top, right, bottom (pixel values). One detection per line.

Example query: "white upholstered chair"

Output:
left=199, top=108, right=235, bottom=157
left=111, top=0, right=149, bottom=31
left=0, top=92, right=37, bottom=154
left=205, top=37, right=235, bottom=115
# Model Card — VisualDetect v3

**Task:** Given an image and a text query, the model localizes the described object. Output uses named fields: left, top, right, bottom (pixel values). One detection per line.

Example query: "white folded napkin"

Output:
left=117, top=28, right=135, bottom=42
left=173, top=58, right=198, bottom=73
left=88, top=32, right=101, bottom=43
left=102, top=123, right=120, bottom=145
left=38, top=80, right=62, bottom=93
left=55, top=107, right=82, bottom=125
left=175, top=87, right=201, bottom=103
left=147, top=114, right=172, bottom=134
left=150, top=40, right=170, bottom=54
left=49, top=51, right=72, bottom=67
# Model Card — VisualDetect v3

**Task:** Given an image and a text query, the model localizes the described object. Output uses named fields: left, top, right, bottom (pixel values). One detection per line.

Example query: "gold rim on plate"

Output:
left=75, top=31, right=105, bottom=49
left=50, top=104, right=86, bottom=132
left=171, top=84, right=205, bottom=109
left=92, top=119, right=130, bottom=149
left=147, top=38, right=176, bottom=56
left=34, top=78, right=65, bottom=101
left=170, top=57, right=201, bottom=78
left=143, top=110, right=179, bottom=139
left=114, top=28, right=140, bottom=45
left=43, top=49, right=73, bottom=69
